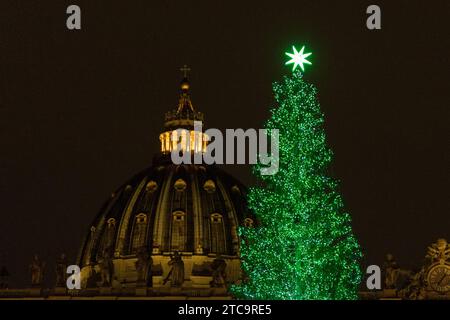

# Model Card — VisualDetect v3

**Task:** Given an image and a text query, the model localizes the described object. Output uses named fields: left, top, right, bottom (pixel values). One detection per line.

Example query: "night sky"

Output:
left=0, top=1, right=448, bottom=287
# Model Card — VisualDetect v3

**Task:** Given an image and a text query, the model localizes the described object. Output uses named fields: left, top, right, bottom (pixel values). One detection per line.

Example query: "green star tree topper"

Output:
left=285, top=45, right=312, bottom=71
left=231, top=46, right=362, bottom=299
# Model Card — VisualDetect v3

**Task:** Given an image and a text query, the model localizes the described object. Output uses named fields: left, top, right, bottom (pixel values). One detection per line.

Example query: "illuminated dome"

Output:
left=76, top=71, right=252, bottom=296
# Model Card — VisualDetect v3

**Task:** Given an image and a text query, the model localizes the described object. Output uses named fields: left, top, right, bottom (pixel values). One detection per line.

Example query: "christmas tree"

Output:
left=231, top=47, right=362, bottom=299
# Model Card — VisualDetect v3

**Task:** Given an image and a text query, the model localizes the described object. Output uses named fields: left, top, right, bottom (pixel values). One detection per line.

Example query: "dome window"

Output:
left=131, top=213, right=148, bottom=253
left=203, top=180, right=216, bottom=193
left=171, top=211, right=186, bottom=251
left=100, top=218, right=116, bottom=258
left=210, top=213, right=226, bottom=254
left=136, top=213, right=147, bottom=224
left=210, top=213, right=223, bottom=223
left=172, top=210, right=185, bottom=222
left=146, top=180, right=158, bottom=193
left=174, top=178, right=187, bottom=192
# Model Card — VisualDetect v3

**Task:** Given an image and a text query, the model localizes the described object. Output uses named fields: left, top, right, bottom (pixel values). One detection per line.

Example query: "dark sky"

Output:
left=0, top=1, right=448, bottom=287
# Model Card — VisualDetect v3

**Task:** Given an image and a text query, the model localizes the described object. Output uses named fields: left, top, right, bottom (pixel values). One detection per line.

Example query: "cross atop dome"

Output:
left=179, top=65, right=191, bottom=93
left=177, top=64, right=194, bottom=112
left=180, top=64, right=191, bottom=78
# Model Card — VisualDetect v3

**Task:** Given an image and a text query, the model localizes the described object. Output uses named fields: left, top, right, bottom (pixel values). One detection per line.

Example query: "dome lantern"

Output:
left=159, top=66, right=208, bottom=154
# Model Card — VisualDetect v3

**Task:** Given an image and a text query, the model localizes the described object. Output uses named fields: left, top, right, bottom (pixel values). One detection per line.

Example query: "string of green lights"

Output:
left=231, top=47, right=362, bottom=299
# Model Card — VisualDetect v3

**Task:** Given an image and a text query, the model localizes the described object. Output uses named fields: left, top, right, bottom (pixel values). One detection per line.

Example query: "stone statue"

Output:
left=55, top=253, right=68, bottom=287
left=426, top=238, right=450, bottom=264
left=98, top=251, right=114, bottom=287
left=85, top=265, right=98, bottom=288
left=111, top=276, right=121, bottom=289
left=29, top=254, right=45, bottom=287
left=196, top=243, right=203, bottom=254
left=210, top=255, right=227, bottom=287
left=399, top=267, right=426, bottom=300
left=135, top=247, right=152, bottom=286
left=163, top=251, right=184, bottom=287
left=383, top=253, right=399, bottom=289
left=398, top=238, right=450, bottom=299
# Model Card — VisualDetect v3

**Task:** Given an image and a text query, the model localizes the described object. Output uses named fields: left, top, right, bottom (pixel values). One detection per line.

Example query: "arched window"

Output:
left=174, top=178, right=187, bottom=192
left=131, top=213, right=148, bottom=253
left=210, top=213, right=226, bottom=254
left=145, top=181, right=158, bottom=193
left=100, top=218, right=116, bottom=256
left=171, top=210, right=186, bottom=251
left=203, top=180, right=216, bottom=193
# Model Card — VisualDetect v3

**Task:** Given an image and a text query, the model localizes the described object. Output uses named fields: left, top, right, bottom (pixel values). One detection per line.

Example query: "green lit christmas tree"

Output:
left=231, top=46, right=362, bottom=299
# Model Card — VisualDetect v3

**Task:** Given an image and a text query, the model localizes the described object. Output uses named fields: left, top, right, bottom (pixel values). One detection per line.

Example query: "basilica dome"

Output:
left=76, top=73, right=252, bottom=295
